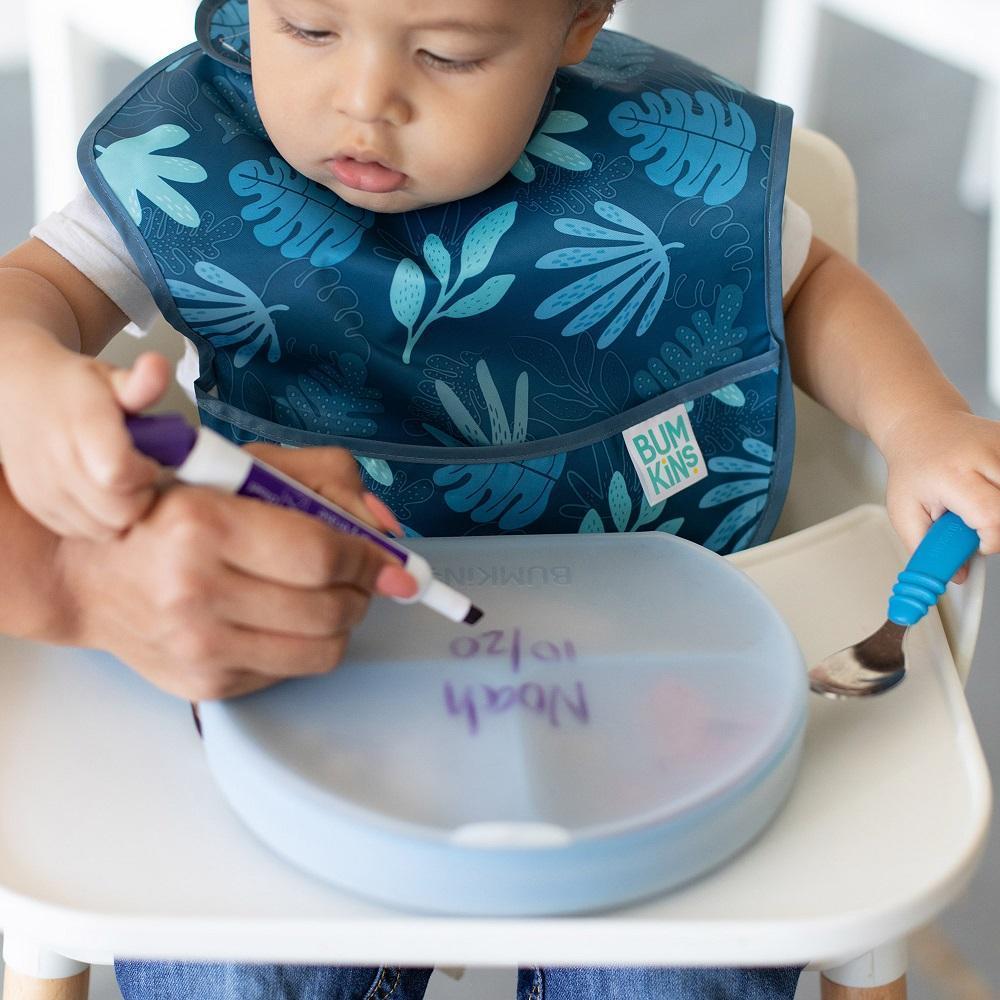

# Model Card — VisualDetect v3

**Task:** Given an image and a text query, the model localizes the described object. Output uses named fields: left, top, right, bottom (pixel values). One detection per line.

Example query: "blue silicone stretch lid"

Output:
left=198, top=532, right=807, bottom=915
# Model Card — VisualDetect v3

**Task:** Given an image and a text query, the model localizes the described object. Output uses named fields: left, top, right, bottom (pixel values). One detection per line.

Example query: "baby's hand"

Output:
left=881, top=407, right=1000, bottom=583
left=0, top=346, right=172, bottom=539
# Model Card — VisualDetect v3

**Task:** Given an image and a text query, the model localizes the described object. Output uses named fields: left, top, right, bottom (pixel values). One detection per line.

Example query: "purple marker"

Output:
left=126, top=413, right=484, bottom=626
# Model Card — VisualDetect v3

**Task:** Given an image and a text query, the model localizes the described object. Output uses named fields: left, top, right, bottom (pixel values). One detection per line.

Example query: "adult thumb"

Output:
left=109, top=352, right=171, bottom=413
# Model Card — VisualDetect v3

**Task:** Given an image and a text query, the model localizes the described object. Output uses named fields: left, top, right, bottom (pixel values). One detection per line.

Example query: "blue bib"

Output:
left=79, top=0, right=794, bottom=553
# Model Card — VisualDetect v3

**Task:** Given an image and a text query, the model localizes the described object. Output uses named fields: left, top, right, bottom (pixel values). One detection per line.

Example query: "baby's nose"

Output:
left=334, top=51, right=411, bottom=126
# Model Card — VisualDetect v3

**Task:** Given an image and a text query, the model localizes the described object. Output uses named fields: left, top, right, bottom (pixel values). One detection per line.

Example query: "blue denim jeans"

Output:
left=114, top=961, right=802, bottom=999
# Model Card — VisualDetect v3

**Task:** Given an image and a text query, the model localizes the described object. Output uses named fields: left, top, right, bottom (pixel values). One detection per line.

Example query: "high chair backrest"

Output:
left=777, top=127, right=984, bottom=680
left=775, top=127, right=878, bottom=537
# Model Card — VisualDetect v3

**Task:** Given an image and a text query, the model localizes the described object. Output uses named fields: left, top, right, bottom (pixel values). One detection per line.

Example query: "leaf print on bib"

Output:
left=390, top=203, right=518, bottom=364
left=535, top=201, right=683, bottom=348
left=113, top=66, right=203, bottom=135
left=511, top=109, right=592, bottom=183
left=578, top=470, right=683, bottom=535
left=363, top=469, right=435, bottom=524
left=633, top=285, right=748, bottom=404
left=699, top=437, right=773, bottom=552
left=95, top=125, right=207, bottom=227
left=230, top=157, right=373, bottom=266
left=423, top=360, right=565, bottom=530
left=574, top=31, right=657, bottom=86
left=141, top=208, right=242, bottom=276
left=693, top=386, right=773, bottom=455
left=209, top=352, right=278, bottom=444
left=513, top=152, right=633, bottom=218
left=274, top=354, right=383, bottom=437
left=356, top=456, right=394, bottom=487
left=459, top=202, right=517, bottom=280
left=167, top=261, right=287, bottom=367
left=609, top=89, right=756, bottom=205
left=203, top=70, right=267, bottom=144
left=512, top=333, right=630, bottom=432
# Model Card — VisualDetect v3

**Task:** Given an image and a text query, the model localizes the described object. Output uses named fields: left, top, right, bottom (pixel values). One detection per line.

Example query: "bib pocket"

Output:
left=196, top=348, right=789, bottom=554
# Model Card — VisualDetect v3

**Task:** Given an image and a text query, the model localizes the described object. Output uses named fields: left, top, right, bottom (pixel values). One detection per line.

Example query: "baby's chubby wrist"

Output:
left=0, top=320, right=81, bottom=387
left=0, top=330, right=88, bottom=450
left=875, top=401, right=976, bottom=467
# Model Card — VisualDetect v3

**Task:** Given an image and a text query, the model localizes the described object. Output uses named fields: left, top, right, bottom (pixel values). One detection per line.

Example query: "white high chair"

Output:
left=756, top=0, right=1000, bottom=406
left=11, top=8, right=994, bottom=990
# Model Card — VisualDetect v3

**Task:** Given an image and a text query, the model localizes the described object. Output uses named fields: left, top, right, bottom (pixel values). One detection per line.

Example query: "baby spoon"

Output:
left=809, top=511, right=981, bottom=698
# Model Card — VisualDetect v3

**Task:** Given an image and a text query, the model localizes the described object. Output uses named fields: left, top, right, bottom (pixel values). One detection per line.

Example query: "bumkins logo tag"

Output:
left=623, top=404, right=707, bottom=506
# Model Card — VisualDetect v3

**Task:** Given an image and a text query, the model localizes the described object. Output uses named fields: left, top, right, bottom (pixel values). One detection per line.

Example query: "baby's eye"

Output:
left=419, top=50, right=485, bottom=73
left=277, top=19, right=334, bottom=45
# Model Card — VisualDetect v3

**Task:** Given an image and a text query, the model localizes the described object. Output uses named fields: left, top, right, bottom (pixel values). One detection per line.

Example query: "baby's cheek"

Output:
left=420, top=117, right=530, bottom=198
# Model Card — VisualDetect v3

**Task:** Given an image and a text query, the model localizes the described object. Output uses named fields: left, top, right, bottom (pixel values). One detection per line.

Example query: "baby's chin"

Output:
left=324, top=178, right=447, bottom=215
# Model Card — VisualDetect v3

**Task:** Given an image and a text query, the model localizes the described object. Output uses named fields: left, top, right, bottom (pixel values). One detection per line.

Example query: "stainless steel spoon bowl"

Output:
left=809, top=512, right=980, bottom=699
left=809, top=620, right=908, bottom=698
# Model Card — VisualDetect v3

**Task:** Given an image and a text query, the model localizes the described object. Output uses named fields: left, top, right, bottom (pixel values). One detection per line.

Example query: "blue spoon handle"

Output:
left=887, top=512, right=981, bottom=626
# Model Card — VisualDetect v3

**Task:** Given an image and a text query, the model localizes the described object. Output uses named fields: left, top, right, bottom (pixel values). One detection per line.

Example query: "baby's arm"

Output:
left=783, top=238, right=999, bottom=576
left=0, top=238, right=171, bottom=537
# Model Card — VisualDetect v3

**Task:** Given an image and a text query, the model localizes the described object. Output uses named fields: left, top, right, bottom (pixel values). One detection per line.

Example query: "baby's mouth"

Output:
left=326, top=156, right=407, bottom=194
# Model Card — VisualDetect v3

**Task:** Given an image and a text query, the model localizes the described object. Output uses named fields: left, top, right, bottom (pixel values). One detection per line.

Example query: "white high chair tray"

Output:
left=0, top=505, right=990, bottom=970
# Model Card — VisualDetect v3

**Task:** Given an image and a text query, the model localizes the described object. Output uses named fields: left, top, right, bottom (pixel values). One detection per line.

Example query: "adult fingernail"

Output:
left=376, top=564, right=419, bottom=598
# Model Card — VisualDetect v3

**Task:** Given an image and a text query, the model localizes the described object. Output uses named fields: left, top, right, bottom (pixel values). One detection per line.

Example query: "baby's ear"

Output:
left=559, top=1, right=612, bottom=66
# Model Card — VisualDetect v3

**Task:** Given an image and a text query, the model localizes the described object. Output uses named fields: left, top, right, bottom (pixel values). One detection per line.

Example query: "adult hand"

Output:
left=53, top=444, right=415, bottom=700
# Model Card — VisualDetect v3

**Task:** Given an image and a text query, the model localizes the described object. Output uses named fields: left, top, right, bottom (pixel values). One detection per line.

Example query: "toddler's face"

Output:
left=246, top=0, right=608, bottom=212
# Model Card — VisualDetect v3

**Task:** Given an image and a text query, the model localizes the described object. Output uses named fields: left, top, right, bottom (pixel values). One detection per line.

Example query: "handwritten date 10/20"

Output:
left=448, top=628, right=576, bottom=674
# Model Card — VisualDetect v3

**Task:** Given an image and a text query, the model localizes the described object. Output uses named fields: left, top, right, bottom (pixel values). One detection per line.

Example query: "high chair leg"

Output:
left=819, top=974, right=906, bottom=999
left=2, top=937, right=90, bottom=1000
left=819, top=940, right=907, bottom=1000
left=2, top=967, right=90, bottom=1000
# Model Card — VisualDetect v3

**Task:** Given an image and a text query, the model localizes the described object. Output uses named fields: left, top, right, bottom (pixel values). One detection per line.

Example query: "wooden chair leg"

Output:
left=2, top=938, right=89, bottom=1000
left=2, top=967, right=90, bottom=1000
left=820, top=940, right=908, bottom=1000
left=820, top=973, right=906, bottom=999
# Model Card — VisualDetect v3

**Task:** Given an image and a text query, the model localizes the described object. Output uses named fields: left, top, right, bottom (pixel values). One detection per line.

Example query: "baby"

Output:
left=0, top=0, right=997, bottom=997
